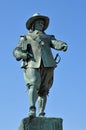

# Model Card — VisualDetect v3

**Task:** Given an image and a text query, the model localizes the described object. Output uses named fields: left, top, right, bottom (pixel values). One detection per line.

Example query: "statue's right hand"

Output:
left=20, top=52, right=27, bottom=60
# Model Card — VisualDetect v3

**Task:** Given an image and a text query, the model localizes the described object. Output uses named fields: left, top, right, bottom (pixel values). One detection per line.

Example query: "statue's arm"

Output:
left=13, top=37, right=27, bottom=61
left=50, top=35, right=68, bottom=51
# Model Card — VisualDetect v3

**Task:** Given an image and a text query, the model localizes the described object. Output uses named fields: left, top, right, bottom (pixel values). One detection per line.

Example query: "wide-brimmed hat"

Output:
left=26, top=13, right=49, bottom=30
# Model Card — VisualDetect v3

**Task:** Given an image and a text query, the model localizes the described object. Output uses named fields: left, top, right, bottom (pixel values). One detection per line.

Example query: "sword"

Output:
left=54, top=53, right=61, bottom=64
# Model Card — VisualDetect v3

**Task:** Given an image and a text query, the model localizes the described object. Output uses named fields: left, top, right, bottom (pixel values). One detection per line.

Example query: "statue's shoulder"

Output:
left=45, top=33, right=55, bottom=40
left=20, top=34, right=27, bottom=40
left=19, top=33, right=32, bottom=41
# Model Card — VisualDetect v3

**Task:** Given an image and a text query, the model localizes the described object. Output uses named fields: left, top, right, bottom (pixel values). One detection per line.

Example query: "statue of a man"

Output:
left=13, top=13, right=68, bottom=118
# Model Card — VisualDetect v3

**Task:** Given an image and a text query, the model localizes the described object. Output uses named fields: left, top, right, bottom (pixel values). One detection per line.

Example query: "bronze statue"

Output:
left=13, top=13, right=68, bottom=118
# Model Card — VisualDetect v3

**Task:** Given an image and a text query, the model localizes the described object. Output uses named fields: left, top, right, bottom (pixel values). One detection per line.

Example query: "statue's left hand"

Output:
left=61, top=43, right=68, bottom=52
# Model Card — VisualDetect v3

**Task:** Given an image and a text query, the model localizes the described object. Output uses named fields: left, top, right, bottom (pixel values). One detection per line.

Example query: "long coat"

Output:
left=14, top=31, right=66, bottom=68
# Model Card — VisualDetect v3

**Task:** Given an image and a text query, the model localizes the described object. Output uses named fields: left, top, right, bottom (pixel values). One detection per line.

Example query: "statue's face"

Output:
left=34, top=19, right=45, bottom=31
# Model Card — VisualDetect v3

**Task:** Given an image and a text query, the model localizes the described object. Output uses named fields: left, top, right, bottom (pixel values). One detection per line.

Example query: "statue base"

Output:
left=18, top=117, right=63, bottom=130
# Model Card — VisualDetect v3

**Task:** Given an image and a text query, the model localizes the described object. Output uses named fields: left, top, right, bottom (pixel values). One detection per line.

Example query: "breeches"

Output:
left=24, top=64, right=54, bottom=96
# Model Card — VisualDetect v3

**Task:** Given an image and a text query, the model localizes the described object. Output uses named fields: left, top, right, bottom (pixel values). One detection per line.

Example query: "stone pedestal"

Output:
left=18, top=117, right=63, bottom=130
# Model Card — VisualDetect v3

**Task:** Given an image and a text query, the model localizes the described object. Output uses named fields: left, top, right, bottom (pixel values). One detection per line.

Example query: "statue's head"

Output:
left=26, top=13, right=49, bottom=31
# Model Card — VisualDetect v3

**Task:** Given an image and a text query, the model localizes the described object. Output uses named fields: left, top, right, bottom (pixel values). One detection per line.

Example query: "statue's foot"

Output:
left=38, top=112, right=45, bottom=117
left=29, top=106, right=36, bottom=119
left=29, top=112, right=36, bottom=119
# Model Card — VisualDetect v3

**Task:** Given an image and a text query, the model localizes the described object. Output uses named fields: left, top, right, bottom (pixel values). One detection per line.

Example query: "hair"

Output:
left=29, top=24, right=35, bottom=32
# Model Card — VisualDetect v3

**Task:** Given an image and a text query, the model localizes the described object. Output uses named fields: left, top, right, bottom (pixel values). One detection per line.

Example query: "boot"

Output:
left=28, top=85, right=38, bottom=118
left=38, top=96, right=47, bottom=117
left=29, top=106, right=36, bottom=118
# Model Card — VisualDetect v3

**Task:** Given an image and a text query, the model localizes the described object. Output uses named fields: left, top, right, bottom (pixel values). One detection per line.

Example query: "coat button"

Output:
left=41, top=41, right=44, bottom=45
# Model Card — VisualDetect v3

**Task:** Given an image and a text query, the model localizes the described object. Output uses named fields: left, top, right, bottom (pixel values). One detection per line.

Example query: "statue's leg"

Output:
left=38, top=95, right=47, bottom=117
left=28, top=85, right=38, bottom=118
left=38, top=67, right=54, bottom=117
left=24, top=67, right=41, bottom=118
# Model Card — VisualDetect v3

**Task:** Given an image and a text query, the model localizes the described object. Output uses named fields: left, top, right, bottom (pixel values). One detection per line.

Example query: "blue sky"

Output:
left=0, top=0, right=86, bottom=130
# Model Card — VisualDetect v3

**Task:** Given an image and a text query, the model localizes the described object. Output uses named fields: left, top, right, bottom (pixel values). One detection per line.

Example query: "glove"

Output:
left=20, top=52, right=27, bottom=60
left=13, top=48, right=22, bottom=61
